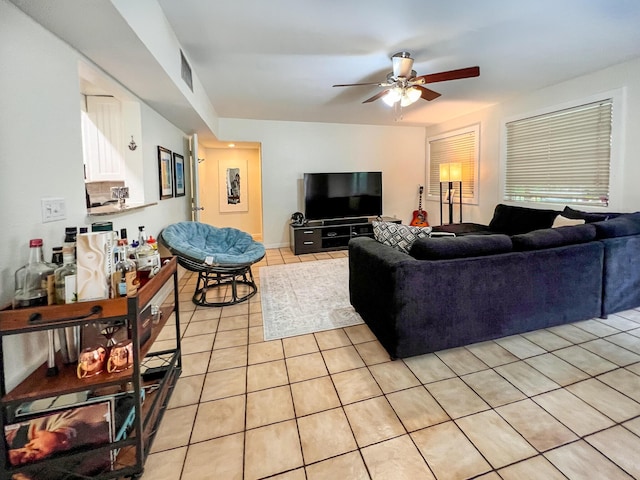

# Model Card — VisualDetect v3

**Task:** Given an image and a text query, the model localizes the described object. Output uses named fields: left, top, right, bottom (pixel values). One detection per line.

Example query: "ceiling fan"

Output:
left=333, top=52, right=480, bottom=107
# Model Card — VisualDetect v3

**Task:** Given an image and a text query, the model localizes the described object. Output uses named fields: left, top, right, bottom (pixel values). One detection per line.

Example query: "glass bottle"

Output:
left=51, top=246, right=64, bottom=267
left=115, top=240, right=137, bottom=297
left=14, top=239, right=56, bottom=308
left=135, top=226, right=159, bottom=286
left=54, top=243, right=77, bottom=304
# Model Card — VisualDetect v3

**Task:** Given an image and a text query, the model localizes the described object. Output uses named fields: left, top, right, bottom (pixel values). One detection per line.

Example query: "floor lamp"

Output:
left=439, top=162, right=463, bottom=224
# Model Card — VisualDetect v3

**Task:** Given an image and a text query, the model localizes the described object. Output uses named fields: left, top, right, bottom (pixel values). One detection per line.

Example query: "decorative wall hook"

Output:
left=198, top=158, right=205, bottom=163
left=128, top=136, right=137, bottom=151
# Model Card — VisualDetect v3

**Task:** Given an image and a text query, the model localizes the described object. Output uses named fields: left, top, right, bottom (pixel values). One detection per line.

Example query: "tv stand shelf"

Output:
left=290, top=217, right=400, bottom=255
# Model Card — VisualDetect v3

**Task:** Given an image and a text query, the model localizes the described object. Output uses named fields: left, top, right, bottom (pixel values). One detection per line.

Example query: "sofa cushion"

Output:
left=488, top=204, right=560, bottom=235
left=372, top=221, right=432, bottom=253
left=409, top=234, right=512, bottom=260
left=562, top=206, right=623, bottom=223
left=593, top=213, right=640, bottom=239
left=512, top=224, right=596, bottom=251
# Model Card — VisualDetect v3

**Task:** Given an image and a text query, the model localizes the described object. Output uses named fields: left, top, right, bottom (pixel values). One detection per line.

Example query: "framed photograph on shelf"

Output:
left=158, top=146, right=173, bottom=200
left=173, top=153, right=185, bottom=197
left=218, top=157, right=248, bottom=213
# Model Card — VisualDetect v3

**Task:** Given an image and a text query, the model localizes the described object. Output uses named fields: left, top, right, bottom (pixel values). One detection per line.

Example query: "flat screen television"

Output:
left=303, top=171, right=382, bottom=220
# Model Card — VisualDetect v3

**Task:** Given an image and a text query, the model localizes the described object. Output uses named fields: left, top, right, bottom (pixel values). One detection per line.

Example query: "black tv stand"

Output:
left=290, top=216, right=400, bottom=255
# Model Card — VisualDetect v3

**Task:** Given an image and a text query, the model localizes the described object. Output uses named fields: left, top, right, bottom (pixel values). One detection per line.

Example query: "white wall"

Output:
left=425, top=56, right=640, bottom=224
left=0, top=1, right=192, bottom=390
left=219, top=119, right=426, bottom=247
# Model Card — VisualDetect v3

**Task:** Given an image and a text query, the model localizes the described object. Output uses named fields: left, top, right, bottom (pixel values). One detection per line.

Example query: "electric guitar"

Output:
left=410, top=185, right=429, bottom=227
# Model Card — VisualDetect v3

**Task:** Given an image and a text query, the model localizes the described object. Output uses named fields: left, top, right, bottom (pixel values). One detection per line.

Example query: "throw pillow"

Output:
left=552, top=215, right=585, bottom=228
left=372, top=221, right=432, bottom=253
left=562, top=206, right=622, bottom=223
left=488, top=204, right=561, bottom=235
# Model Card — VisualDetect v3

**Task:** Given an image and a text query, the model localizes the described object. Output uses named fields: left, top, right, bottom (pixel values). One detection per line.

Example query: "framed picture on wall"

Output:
left=158, top=146, right=173, bottom=200
left=218, top=157, right=248, bottom=213
left=173, top=153, right=185, bottom=197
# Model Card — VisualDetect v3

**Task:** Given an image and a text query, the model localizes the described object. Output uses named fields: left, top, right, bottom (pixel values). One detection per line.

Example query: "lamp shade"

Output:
left=439, top=162, right=462, bottom=182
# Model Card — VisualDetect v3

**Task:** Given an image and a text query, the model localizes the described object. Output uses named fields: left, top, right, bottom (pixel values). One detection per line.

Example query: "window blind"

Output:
left=504, top=99, right=612, bottom=206
left=428, top=129, right=476, bottom=200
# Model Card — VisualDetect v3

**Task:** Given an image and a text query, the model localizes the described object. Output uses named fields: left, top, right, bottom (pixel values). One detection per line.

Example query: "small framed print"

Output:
left=158, top=146, right=173, bottom=200
left=218, top=157, right=248, bottom=213
left=173, top=153, right=185, bottom=197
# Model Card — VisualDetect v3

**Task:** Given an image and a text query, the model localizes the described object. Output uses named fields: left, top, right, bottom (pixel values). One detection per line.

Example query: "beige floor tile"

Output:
left=190, top=395, right=246, bottom=443
left=498, top=455, right=566, bottom=480
left=213, top=328, right=248, bottom=349
left=200, top=366, right=246, bottom=402
left=573, top=318, right=622, bottom=337
left=149, top=404, right=197, bottom=453
left=462, top=369, right=527, bottom=407
left=606, top=331, right=640, bottom=354
left=167, top=374, right=204, bottom=408
left=522, top=329, right=573, bottom=351
left=344, top=324, right=377, bottom=344
left=247, top=359, right=289, bottom=392
left=305, top=451, right=370, bottom=480
left=598, top=368, right=640, bottom=402
left=183, top=318, right=218, bottom=337
left=180, top=351, right=211, bottom=377
left=217, top=314, right=249, bottom=331
left=466, top=341, right=519, bottom=367
left=524, top=353, right=590, bottom=386
left=547, top=324, right=597, bottom=343
left=344, top=396, right=406, bottom=447
left=554, top=345, right=618, bottom=375
left=587, top=425, right=640, bottom=478
left=332, top=367, right=383, bottom=404
left=190, top=308, right=222, bottom=322
left=436, top=347, right=488, bottom=375
left=286, top=351, right=329, bottom=383
left=615, top=308, right=640, bottom=323
left=425, top=377, right=490, bottom=418
left=220, top=303, right=250, bottom=318
left=403, top=353, right=456, bottom=384
left=533, top=389, right=614, bottom=436
left=181, top=433, right=244, bottom=480
left=140, top=446, right=186, bottom=480
left=180, top=333, right=215, bottom=355
left=600, top=313, right=640, bottom=331
left=361, top=434, right=435, bottom=480
left=495, top=361, right=560, bottom=396
left=624, top=416, right=640, bottom=435
left=282, top=334, right=319, bottom=357
left=290, top=376, right=340, bottom=416
left=244, top=420, right=303, bottom=480
left=581, top=338, right=640, bottom=366
left=495, top=335, right=547, bottom=359
left=567, top=378, right=640, bottom=422
left=298, top=407, right=358, bottom=464
left=411, top=421, right=491, bottom=480
left=355, top=340, right=393, bottom=365
left=269, top=469, right=306, bottom=480
left=248, top=325, right=264, bottom=343
left=456, top=410, right=537, bottom=469
left=475, top=474, right=501, bottom=480
left=628, top=362, right=640, bottom=375
left=386, top=386, right=449, bottom=432
left=246, top=385, right=295, bottom=429
left=322, top=345, right=365, bottom=373
left=496, top=399, right=577, bottom=451
left=314, top=329, right=352, bottom=349
left=249, top=311, right=263, bottom=327
left=208, top=344, right=247, bottom=371
left=545, top=440, right=633, bottom=479
left=368, top=360, right=420, bottom=393
left=248, top=339, right=284, bottom=364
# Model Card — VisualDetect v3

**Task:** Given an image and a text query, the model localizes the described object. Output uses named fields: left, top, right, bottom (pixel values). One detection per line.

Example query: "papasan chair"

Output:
left=159, top=221, right=265, bottom=307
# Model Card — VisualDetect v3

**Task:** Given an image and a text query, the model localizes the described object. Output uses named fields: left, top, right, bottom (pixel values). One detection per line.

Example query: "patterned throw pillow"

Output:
left=372, top=221, right=433, bottom=253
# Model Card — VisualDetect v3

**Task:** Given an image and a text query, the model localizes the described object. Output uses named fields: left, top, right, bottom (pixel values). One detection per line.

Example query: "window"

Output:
left=427, top=125, right=479, bottom=204
left=504, top=99, right=612, bottom=206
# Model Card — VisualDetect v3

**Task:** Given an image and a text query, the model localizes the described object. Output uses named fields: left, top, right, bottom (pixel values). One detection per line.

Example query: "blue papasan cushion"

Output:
left=160, top=221, right=265, bottom=266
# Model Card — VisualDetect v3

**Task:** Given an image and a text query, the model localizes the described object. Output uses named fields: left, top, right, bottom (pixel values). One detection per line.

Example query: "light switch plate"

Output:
left=41, top=197, right=66, bottom=223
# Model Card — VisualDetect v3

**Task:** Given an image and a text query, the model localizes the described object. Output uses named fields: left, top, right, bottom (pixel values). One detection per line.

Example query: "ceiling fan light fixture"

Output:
left=401, top=87, right=422, bottom=107
left=382, top=88, right=402, bottom=106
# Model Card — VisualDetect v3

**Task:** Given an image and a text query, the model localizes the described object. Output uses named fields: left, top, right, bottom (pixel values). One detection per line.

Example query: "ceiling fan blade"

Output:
left=363, top=90, right=390, bottom=103
left=415, top=66, right=480, bottom=84
left=333, top=82, right=382, bottom=87
left=416, top=86, right=441, bottom=101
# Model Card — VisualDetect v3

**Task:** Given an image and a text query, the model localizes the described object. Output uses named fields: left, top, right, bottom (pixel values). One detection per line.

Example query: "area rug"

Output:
left=260, top=257, right=363, bottom=341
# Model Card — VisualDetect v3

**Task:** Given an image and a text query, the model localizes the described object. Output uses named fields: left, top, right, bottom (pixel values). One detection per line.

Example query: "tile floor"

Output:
left=141, top=248, right=640, bottom=480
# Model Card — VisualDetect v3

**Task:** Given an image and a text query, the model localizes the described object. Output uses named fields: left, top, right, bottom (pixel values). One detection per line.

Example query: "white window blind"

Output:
left=428, top=127, right=477, bottom=202
left=504, top=99, right=612, bottom=206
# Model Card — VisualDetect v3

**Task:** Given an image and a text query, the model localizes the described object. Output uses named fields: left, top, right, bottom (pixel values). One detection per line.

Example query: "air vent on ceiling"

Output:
left=181, top=49, right=193, bottom=91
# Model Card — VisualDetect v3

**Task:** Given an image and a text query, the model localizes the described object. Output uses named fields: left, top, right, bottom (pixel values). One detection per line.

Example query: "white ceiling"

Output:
left=10, top=0, right=640, bottom=140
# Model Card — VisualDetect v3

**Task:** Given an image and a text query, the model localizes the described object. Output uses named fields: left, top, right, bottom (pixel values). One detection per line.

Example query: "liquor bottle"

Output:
left=114, top=240, right=137, bottom=297
left=135, top=226, right=160, bottom=286
left=54, top=243, right=77, bottom=304
left=13, top=239, right=56, bottom=308
left=51, top=246, right=64, bottom=267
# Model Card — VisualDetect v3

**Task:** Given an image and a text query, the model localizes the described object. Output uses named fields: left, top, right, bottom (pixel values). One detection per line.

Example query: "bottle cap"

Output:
left=120, top=228, right=128, bottom=240
left=147, top=236, right=156, bottom=244
left=29, top=239, right=43, bottom=247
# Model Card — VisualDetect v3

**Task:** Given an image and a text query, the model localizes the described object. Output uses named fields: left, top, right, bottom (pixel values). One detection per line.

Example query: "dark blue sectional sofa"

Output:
left=348, top=205, right=640, bottom=358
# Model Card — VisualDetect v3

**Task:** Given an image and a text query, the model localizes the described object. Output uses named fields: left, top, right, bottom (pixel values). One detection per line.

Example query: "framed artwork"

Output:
left=218, top=157, right=248, bottom=212
left=173, top=153, right=185, bottom=197
left=158, top=146, right=173, bottom=200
